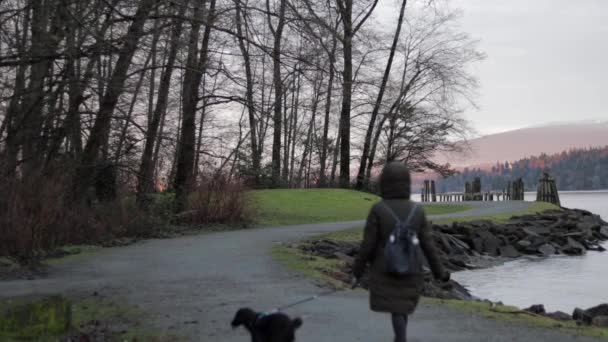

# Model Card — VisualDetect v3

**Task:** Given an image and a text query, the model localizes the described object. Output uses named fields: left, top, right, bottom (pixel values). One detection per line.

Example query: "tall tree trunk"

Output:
left=174, top=0, right=216, bottom=210
left=330, top=131, right=340, bottom=187
left=282, top=87, right=290, bottom=183
left=318, top=35, right=338, bottom=188
left=5, top=6, right=30, bottom=176
left=138, top=2, right=187, bottom=201
left=234, top=0, right=260, bottom=184
left=297, top=75, right=322, bottom=187
left=288, top=71, right=301, bottom=186
left=270, top=0, right=286, bottom=188
left=21, top=0, right=52, bottom=176
left=338, top=0, right=353, bottom=188
left=355, top=0, right=408, bottom=189
left=75, top=0, right=158, bottom=200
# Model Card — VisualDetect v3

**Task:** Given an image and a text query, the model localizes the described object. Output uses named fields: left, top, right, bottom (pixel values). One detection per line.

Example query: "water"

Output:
left=453, top=191, right=608, bottom=312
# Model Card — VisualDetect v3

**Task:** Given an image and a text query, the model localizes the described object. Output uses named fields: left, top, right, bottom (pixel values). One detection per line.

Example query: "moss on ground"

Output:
left=272, top=245, right=349, bottom=289
left=249, top=189, right=469, bottom=226
left=0, top=296, right=71, bottom=340
left=70, top=296, right=185, bottom=342
left=0, top=295, right=184, bottom=341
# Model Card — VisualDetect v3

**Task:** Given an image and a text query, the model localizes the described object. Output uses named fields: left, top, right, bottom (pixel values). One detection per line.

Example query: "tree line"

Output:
left=437, top=146, right=608, bottom=193
left=0, top=0, right=482, bottom=210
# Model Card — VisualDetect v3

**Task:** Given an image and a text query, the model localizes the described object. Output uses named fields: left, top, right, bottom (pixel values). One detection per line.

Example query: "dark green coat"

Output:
left=353, top=162, right=445, bottom=315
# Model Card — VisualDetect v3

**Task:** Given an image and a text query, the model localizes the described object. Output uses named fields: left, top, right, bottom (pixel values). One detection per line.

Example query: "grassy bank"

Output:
left=421, top=298, right=608, bottom=339
left=249, top=189, right=470, bottom=226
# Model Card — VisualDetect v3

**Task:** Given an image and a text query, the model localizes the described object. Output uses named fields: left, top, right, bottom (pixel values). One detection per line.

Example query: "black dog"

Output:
left=231, top=308, right=303, bottom=342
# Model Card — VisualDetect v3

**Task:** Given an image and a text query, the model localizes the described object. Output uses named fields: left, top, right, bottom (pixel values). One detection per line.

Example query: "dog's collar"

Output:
left=256, top=309, right=279, bottom=323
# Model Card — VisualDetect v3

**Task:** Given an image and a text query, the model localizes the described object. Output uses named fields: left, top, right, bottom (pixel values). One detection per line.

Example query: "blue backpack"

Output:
left=382, top=202, right=423, bottom=276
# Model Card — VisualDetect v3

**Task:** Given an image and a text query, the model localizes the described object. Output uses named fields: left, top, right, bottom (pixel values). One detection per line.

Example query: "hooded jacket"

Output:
left=353, top=162, right=446, bottom=314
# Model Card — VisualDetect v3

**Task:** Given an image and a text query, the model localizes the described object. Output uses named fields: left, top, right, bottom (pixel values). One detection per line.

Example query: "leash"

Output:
left=263, top=287, right=346, bottom=316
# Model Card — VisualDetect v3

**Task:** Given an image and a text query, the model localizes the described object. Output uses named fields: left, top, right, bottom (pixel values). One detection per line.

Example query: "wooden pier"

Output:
left=421, top=177, right=526, bottom=203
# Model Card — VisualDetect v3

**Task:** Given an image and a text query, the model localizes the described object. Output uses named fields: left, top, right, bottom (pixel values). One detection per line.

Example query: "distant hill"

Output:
left=446, top=121, right=608, bottom=168
left=437, top=146, right=608, bottom=192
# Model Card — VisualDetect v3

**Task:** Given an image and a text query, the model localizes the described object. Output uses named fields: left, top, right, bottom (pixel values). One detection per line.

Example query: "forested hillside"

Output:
left=437, top=146, right=608, bottom=192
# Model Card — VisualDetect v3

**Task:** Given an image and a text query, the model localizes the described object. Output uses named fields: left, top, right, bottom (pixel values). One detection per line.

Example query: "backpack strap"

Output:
left=381, top=202, right=419, bottom=223
left=381, top=202, right=420, bottom=239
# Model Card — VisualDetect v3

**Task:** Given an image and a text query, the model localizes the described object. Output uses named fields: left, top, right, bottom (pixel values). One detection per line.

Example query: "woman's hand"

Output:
left=351, top=277, right=360, bottom=289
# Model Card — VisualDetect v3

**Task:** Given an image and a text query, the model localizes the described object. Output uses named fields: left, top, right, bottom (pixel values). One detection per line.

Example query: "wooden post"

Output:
left=431, top=180, right=437, bottom=202
left=536, top=172, right=561, bottom=206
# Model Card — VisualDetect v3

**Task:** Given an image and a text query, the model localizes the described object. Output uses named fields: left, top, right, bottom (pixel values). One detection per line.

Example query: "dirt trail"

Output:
left=1, top=201, right=602, bottom=341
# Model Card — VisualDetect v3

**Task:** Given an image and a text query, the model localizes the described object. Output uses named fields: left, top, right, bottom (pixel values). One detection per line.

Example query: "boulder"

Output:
left=516, top=240, right=532, bottom=250
left=438, top=234, right=453, bottom=254
left=526, top=227, right=552, bottom=236
left=482, top=234, right=502, bottom=256
left=446, top=235, right=470, bottom=252
left=599, top=226, right=608, bottom=239
left=562, top=237, right=586, bottom=255
left=499, top=245, right=519, bottom=258
left=538, top=244, right=556, bottom=256
left=472, top=238, right=484, bottom=254
left=573, top=304, right=608, bottom=325
left=522, top=227, right=541, bottom=238
left=592, top=316, right=608, bottom=328
left=0, top=296, right=71, bottom=340
left=545, top=311, right=572, bottom=321
left=524, top=304, right=545, bottom=314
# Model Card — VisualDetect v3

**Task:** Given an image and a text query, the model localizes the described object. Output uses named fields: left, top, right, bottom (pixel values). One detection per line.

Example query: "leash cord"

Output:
left=272, top=288, right=341, bottom=313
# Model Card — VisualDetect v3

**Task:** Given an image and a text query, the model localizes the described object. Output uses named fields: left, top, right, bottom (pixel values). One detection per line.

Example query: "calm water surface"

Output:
left=453, top=191, right=608, bottom=312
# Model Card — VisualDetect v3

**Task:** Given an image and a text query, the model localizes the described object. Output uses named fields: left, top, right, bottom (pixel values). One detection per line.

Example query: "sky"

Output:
left=377, top=0, right=608, bottom=135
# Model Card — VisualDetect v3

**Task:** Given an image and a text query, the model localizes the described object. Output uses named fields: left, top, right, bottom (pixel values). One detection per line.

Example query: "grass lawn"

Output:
left=249, top=189, right=470, bottom=226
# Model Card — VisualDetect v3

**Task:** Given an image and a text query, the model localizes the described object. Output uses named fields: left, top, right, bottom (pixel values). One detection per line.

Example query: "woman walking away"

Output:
left=353, top=161, right=450, bottom=342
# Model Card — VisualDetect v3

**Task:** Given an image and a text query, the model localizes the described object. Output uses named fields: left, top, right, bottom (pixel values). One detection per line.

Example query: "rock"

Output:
left=573, top=304, right=608, bottom=325
left=573, top=308, right=586, bottom=321
left=526, top=227, right=552, bottom=236
left=447, top=235, right=470, bottom=253
left=522, top=227, right=541, bottom=237
left=538, top=243, right=556, bottom=256
left=562, top=237, right=586, bottom=255
left=499, top=245, right=519, bottom=258
left=472, top=238, right=484, bottom=254
left=516, top=240, right=532, bottom=249
left=438, top=234, right=453, bottom=254
left=599, top=226, right=608, bottom=239
left=334, top=252, right=354, bottom=264
left=524, top=304, right=546, bottom=314
left=482, top=234, right=502, bottom=256
left=592, top=316, right=608, bottom=327
left=584, top=304, right=608, bottom=319
left=0, top=295, right=71, bottom=339
left=545, top=311, right=572, bottom=321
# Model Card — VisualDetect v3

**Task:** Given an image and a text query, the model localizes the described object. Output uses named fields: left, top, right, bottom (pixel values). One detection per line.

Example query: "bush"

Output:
left=0, top=168, right=164, bottom=260
left=0, top=165, right=252, bottom=260
left=180, top=174, right=253, bottom=225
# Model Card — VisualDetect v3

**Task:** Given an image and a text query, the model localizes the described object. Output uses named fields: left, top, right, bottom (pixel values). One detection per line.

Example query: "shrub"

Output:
left=181, top=174, right=253, bottom=225
left=0, top=167, right=165, bottom=260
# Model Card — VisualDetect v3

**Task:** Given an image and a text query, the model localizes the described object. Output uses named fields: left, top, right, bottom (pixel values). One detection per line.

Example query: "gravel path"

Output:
left=1, top=201, right=602, bottom=341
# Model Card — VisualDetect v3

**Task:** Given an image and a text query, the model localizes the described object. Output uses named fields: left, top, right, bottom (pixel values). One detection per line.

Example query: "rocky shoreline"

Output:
left=296, top=207, right=608, bottom=325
